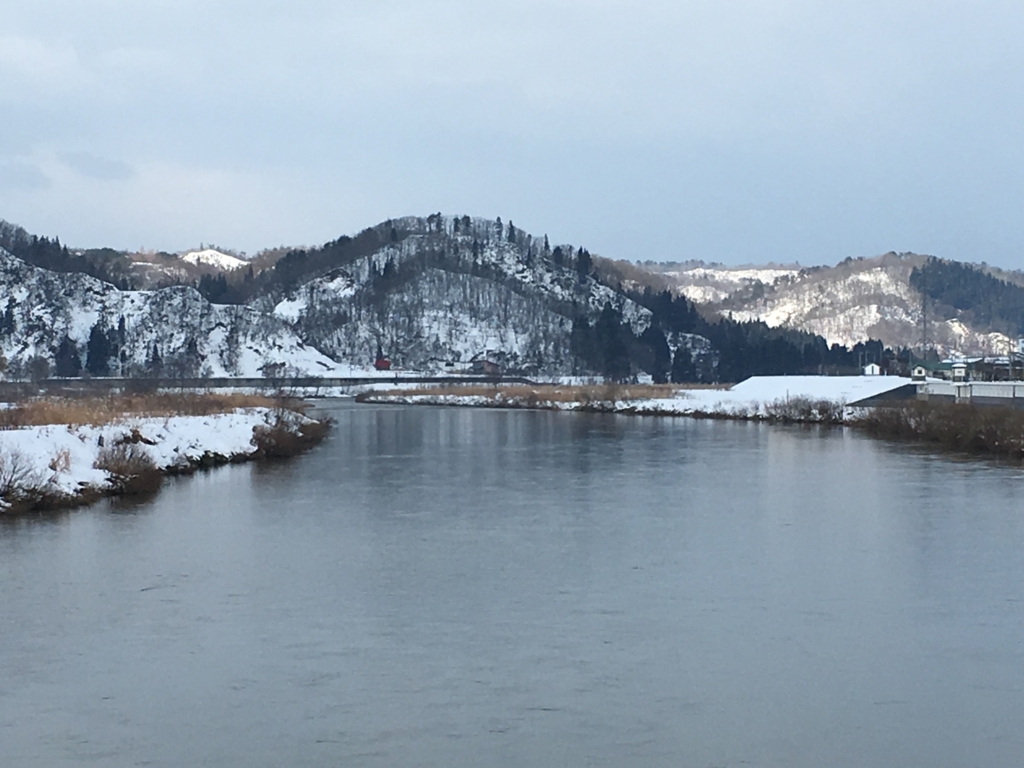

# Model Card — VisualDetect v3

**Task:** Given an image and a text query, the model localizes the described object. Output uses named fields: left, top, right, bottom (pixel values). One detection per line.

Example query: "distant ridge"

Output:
left=639, top=252, right=1024, bottom=355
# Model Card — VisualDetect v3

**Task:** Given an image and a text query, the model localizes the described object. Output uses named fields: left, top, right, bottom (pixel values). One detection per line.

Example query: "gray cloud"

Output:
left=59, top=152, right=133, bottom=181
left=3, top=2, right=1024, bottom=266
left=0, top=161, right=50, bottom=191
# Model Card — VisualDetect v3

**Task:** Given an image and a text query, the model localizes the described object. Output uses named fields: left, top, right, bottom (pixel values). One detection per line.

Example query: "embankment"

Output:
left=0, top=393, right=330, bottom=515
left=356, top=383, right=846, bottom=424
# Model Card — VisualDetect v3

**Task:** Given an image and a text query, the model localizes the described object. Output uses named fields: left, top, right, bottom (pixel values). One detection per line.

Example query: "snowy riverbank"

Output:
left=358, top=376, right=913, bottom=423
left=0, top=407, right=327, bottom=514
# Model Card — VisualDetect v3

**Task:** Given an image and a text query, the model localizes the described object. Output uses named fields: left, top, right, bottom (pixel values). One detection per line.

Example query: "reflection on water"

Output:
left=2, top=403, right=1024, bottom=767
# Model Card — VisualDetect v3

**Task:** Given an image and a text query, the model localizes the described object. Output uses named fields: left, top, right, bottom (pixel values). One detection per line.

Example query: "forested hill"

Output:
left=910, top=257, right=1024, bottom=336
left=239, top=214, right=879, bottom=380
left=0, top=219, right=136, bottom=289
left=0, top=214, right=881, bottom=381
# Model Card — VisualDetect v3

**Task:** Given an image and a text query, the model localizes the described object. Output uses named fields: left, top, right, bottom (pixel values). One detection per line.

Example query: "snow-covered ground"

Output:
left=181, top=249, right=249, bottom=271
left=0, top=408, right=300, bottom=509
left=362, top=375, right=912, bottom=421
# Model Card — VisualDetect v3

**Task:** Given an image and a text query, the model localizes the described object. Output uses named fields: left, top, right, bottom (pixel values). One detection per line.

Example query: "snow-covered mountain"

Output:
left=0, top=215, right=715, bottom=379
left=0, top=247, right=337, bottom=378
left=256, top=215, right=695, bottom=374
left=645, top=253, right=1018, bottom=354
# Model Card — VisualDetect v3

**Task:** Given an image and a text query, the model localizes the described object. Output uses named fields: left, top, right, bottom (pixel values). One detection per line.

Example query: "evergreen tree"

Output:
left=148, top=343, right=163, bottom=377
left=641, top=326, right=671, bottom=383
left=86, top=323, right=111, bottom=376
left=198, top=273, right=229, bottom=302
left=570, top=316, right=596, bottom=373
left=0, top=297, right=15, bottom=336
left=576, top=249, right=592, bottom=280
left=595, top=303, right=630, bottom=381
left=55, top=336, right=82, bottom=378
left=671, top=348, right=697, bottom=383
left=26, top=355, right=51, bottom=382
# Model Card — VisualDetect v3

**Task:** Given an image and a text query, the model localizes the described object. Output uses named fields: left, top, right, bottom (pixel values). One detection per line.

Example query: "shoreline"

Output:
left=357, top=384, right=1024, bottom=462
left=355, top=384, right=849, bottom=424
left=0, top=401, right=330, bottom=516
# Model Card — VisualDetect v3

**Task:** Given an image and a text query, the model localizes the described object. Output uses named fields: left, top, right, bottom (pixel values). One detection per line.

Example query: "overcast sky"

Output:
left=3, top=1, right=1024, bottom=267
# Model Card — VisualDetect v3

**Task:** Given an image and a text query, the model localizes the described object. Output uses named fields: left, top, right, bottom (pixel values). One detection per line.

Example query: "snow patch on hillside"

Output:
left=728, top=268, right=920, bottom=347
left=666, top=266, right=800, bottom=303
left=182, top=249, right=248, bottom=271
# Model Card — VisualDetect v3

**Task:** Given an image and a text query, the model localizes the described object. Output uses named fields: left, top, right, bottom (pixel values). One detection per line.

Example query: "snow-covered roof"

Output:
left=729, top=375, right=911, bottom=403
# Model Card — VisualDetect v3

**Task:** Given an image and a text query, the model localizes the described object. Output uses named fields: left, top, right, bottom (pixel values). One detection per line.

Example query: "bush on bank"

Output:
left=251, top=412, right=331, bottom=459
left=853, top=401, right=1024, bottom=459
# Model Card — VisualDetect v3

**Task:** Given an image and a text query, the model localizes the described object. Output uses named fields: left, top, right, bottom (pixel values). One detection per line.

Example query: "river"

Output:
left=2, top=402, right=1023, bottom=767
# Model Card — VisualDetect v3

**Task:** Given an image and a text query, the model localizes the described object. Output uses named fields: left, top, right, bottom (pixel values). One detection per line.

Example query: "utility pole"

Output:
left=1009, top=333, right=1016, bottom=382
left=920, top=291, right=929, bottom=357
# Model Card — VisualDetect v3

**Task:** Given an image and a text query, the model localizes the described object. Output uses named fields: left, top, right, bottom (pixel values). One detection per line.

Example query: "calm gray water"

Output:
left=2, top=402, right=1023, bottom=767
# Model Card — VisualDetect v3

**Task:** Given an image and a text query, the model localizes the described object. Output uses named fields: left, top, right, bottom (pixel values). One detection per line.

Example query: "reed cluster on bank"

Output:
left=0, top=392, right=285, bottom=429
left=357, top=382, right=724, bottom=406
left=852, top=401, right=1024, bottom=459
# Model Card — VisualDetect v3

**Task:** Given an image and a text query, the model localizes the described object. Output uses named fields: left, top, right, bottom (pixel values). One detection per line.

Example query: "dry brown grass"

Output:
left=94, top=442, right=163, bottom=495
left=358, top=382, right=725, bottom=405
left=251, top=415, right=332, bottom=459
left=853, top=401, right=1024, bottom=458
left=0, top=392, right=290, bottom=429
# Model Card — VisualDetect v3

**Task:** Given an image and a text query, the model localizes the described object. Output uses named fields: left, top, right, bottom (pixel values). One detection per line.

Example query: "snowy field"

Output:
left=0, top=408, right=296, bottom=509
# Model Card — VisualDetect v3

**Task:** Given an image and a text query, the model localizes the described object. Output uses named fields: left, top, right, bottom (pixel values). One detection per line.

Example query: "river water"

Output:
left=2, top=402, right=1023, bottom=767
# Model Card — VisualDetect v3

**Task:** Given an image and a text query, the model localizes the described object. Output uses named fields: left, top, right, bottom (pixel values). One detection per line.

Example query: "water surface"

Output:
left=2, top=403, right=1023, bottom=767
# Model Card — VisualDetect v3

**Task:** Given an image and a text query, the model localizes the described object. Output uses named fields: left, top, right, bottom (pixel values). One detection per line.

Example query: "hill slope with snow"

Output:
left=645, top=253, right=1018, bottom=354
left=0, top=248, right=338, bottom=378
left=182, top=249, right=249, bottom=271
left=0, top=213, right=716, bottom=379
left=255, top=215, right=708, bottom=375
